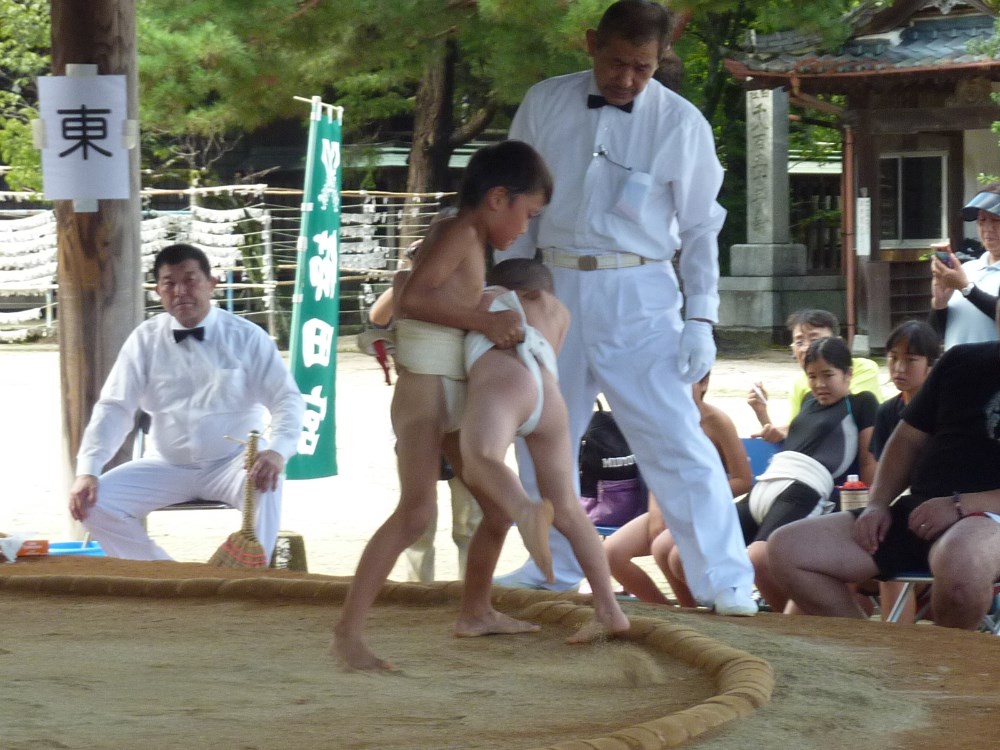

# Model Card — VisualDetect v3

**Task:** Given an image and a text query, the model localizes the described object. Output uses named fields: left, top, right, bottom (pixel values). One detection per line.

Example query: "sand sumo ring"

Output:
left=0, top=558, right=773, bottom=749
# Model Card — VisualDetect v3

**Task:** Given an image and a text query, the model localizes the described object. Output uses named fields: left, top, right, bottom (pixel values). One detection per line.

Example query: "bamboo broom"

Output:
left=208, top=430, right=267, bottom=568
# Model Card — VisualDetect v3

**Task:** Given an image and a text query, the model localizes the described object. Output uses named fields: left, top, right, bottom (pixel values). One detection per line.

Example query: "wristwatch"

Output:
left=960, top=282, right=975, bottom=297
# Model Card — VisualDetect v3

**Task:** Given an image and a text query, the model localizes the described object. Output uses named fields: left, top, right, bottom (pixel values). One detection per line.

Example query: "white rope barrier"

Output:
left=0, top=187, right=454, bottom=342
left=0, top=306, right=42, bottom=324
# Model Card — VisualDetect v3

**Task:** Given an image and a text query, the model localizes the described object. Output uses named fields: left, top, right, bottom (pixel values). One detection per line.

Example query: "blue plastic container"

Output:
left=47, top=540, right=105, bottom=557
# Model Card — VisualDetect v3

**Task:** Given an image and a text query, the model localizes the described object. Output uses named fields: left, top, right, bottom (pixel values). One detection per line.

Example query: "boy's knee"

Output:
left=764, top=525, right=790, bottom=561
left=934, top=554, right=995, bottom=598
left=604, top=545, right=627, bottom=570
left=933, top=578, right=991, bottom=627
left=394, top=508, right=436, bottom=541
left=747, top=541, right=769, bottom=568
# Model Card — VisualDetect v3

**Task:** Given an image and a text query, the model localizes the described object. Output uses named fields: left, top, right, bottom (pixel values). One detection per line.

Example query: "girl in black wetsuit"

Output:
left=741, top=337, right=878, bottom=611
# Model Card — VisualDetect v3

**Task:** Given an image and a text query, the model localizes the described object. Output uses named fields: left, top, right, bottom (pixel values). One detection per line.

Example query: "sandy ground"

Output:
left=4, top=346, right=1000, bottom=749
left=0, top=343, right=801, bottom=584
left=1, top=557, right=999, bottom=750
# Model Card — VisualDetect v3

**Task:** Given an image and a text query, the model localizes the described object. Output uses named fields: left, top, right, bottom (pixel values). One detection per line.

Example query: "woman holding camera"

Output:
left=931, top=182, right=1000, bottom=348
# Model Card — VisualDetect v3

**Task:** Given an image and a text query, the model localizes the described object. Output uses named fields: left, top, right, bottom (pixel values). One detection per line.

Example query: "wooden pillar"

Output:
left=50, top=1, right=142, bottom=494
left=854, top=125, right=889, bottom=347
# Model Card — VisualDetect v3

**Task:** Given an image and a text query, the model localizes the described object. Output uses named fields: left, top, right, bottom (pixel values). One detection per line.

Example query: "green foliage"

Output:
left=668, top=0, right=856, bottom=252
left=1, top=0, right=861, bottom=242
left=0, top=0, right=49, bottom=190
left=0, top=114, right=41, bottom=191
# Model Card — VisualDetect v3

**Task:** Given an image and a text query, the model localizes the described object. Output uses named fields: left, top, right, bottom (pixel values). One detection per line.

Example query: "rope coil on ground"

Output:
left=0, top=566, right=773, bottom=750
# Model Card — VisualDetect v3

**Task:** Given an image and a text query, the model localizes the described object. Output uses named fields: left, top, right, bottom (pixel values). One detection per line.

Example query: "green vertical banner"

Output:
left=287, top=97, right=343, bottom=479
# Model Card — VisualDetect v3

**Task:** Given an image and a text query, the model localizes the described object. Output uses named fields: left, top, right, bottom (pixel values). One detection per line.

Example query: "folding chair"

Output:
left=882, top=572, right=933, bottom=623
left=132, top=411, right=231, bottom=513
left=132, top=412, right=307, bottom=570
left=741, top=437, right=779, bottom=479
left=883, top=571, right=1000, bottom=634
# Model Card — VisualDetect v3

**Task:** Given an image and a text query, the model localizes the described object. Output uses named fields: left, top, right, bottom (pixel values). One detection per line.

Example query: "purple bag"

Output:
left=578, top=404, right=645, bottom=527
left=580, top=478, right=646, bottom=528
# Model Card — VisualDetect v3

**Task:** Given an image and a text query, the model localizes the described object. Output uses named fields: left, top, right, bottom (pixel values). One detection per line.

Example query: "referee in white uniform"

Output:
left=69, top=244, right=305, bottom=564
left=494, top=0, right=756, bottom=615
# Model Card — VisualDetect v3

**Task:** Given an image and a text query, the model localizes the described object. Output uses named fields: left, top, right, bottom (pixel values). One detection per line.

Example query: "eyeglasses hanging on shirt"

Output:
left=593, top=145, right=632, bottom=172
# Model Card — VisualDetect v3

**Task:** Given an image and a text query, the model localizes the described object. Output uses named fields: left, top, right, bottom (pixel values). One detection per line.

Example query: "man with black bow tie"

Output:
left=494, top=1, right=757, bottom=615
left=69, top=243, right=304, bottom=563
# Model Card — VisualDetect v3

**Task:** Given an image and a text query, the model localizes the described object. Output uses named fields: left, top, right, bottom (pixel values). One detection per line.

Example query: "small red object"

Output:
left=373, top=339, right=392, bottom=385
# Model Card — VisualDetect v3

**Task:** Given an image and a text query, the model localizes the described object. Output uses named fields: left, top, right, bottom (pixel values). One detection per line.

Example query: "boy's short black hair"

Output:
left=786, top=308, right=839, bottom=334
left=154, top=243, right=212, bottom=280
left=885, top=320, right=942, bottom=366
left=458, top=140, right=553, bottom=209
left=486, top=258, right=554, bottom=293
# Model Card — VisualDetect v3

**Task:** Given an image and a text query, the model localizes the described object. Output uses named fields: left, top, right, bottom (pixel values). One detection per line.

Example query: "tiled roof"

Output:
left=743, top=3, right=883, bottom=56
left=727, top=1, right=1000, bottom=84
left=738, top=14, right=997, bottom=76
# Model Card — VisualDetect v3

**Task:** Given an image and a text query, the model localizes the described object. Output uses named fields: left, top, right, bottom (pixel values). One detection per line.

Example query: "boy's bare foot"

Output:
left=565, top=612, right=630, bottom=644
left=455, top=609, right=542, bottom=638
left=331, top=630, right=395, bottom=672
left=515, top=498, right=555, bottom=583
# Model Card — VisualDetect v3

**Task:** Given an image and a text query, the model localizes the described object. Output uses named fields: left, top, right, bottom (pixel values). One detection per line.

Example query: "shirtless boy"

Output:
left=333, top=140, right=556, bottom=671
left=458, top=258, right=631, bottom=641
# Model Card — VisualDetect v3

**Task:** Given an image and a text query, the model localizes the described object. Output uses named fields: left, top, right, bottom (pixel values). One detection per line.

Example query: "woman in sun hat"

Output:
left=930, top=182, right=1000, bottom=348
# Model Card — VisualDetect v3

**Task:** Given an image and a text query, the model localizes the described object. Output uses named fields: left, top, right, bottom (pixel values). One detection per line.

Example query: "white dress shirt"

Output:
left=508, top=70, right=727, bottom=322
left=77, top=306, right=305, bottom=476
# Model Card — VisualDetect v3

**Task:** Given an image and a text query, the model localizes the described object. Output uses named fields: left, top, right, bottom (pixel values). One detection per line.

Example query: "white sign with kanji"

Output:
left=37, top=74, right=129, bottom=200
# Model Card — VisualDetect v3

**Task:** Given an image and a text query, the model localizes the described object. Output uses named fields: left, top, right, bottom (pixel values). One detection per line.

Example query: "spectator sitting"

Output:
left=868, top=319, right=941, bottom=622
left=767, top=306, right=1000, bottom=630
left=745, top=336, right=878, bottom=612
left=604, top=372, right=750, bottom=606
left=748, top=309, right=882, bottom=443
left=870, top=320, right=941, bottom=461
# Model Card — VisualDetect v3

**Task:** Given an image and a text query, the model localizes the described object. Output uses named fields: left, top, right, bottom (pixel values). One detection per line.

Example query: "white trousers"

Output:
left=82, top=452, right=282, bottom=565
left=512, top=262, right=754, bottom=603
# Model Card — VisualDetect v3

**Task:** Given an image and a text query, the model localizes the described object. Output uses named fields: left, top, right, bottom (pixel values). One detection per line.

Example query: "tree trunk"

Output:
left=51, top=0, right=143, bottom=513
left=400, top=38, right=457, bottom=251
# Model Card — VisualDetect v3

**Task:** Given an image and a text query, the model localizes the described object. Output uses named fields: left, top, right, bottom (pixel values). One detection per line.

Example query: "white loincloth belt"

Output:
left=465, top=288, right=559, bottom=436
left=748, top=450, right=835, bottom=525
left=394, top=318, right=467, bottom=433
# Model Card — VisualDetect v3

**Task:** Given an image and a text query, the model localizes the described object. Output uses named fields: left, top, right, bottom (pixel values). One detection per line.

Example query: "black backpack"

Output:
left=578, top=401, right=646, bottom=527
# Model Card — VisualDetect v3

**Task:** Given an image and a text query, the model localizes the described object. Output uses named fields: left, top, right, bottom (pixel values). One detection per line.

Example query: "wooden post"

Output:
left=50, top=1, right=142, bottom=506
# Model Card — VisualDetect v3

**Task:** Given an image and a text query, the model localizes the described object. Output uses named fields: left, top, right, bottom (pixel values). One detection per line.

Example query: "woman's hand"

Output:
left=931, top=252, right=969, bottom=292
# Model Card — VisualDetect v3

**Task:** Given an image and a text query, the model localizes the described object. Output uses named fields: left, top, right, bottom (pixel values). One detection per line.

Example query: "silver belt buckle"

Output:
left=578, top=255, right=599, bottom=271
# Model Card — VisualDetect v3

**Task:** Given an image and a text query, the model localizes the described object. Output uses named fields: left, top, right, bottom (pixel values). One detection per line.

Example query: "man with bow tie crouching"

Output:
left=69, top=243, right=305, bottom=563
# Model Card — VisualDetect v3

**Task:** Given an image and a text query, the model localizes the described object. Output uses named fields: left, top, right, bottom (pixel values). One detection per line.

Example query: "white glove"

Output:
left=677, top=319, right=716, bottom=384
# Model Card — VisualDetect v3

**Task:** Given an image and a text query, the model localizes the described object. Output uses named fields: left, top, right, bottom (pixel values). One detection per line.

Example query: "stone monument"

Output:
left=719, top=88, right=844, bottom=346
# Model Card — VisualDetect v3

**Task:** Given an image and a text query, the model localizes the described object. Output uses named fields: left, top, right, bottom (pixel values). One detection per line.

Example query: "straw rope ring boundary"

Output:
left=0, top=574, right=774, bottom=749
